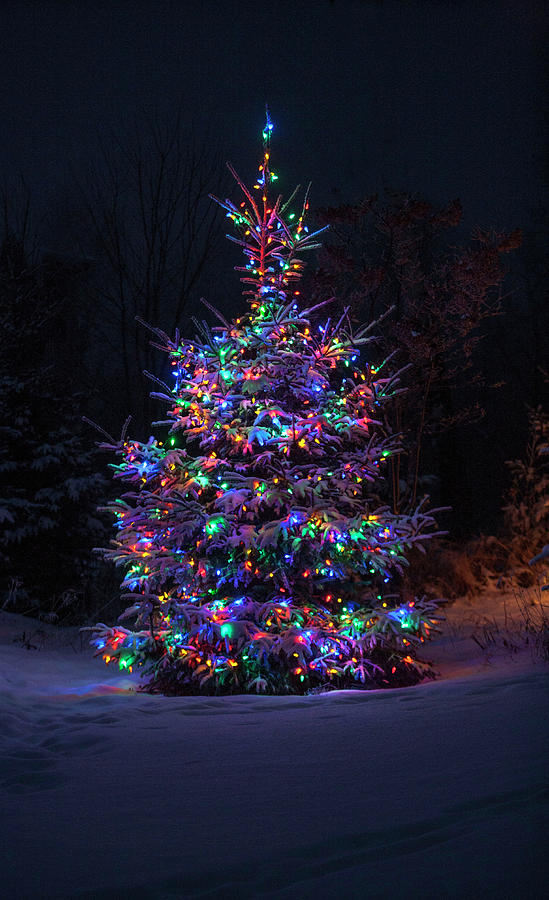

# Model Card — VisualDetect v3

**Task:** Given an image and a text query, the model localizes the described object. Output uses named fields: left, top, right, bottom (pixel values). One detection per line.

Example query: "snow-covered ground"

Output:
left=1, top=594, right=548, bottom=899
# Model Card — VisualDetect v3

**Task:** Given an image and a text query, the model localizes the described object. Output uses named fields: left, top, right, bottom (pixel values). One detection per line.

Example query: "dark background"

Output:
left=1, top=0, right=545, bottom=229
left=1, top=0, right=547, bottom=615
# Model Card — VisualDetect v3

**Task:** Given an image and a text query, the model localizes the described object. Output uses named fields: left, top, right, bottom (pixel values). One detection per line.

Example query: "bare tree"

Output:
left=492, top=210, right=549, bottom=408
left=307, top=192, right=521, bottom=516
left=0, top=176, right=38, bottom=261
left=76, top=113, right=230, bottom=432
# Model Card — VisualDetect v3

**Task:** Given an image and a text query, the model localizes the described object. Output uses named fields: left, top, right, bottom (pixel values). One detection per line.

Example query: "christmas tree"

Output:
left=89, top=113, right=443, bottom=694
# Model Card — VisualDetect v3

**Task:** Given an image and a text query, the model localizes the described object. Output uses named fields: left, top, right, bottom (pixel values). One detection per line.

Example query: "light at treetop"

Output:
left=88, top=111, right=444, bottom=694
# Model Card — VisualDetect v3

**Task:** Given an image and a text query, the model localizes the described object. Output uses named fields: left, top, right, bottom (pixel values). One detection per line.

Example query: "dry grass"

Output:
left=405, top=534, right=546, bottom=602
left=445, top=586, right=549, bottom=663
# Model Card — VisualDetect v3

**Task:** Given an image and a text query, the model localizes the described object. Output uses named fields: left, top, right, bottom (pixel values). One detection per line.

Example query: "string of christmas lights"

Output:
left=89, top=113, right=443, bottom=693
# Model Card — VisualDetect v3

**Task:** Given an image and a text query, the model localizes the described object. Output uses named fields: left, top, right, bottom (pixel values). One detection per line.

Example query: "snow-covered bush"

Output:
left=0, top=233, right=110, bottom=620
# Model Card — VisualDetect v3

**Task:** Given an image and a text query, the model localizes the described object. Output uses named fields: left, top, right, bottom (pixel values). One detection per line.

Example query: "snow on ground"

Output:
left=1, top=595, right=548, bottom=899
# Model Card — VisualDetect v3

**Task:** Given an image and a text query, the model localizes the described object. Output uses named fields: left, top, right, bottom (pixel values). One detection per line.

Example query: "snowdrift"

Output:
left=1, top=597, right=548, bottom=899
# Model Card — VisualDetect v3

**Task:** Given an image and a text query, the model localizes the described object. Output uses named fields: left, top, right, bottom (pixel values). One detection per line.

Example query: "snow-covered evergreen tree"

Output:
left=90, top=114, right=443, bottom=693
left=505, top=407, right=549, bottom=538
left=504, top=406, right=549, bottom=585
left=0, top=234, right=108, bottom=618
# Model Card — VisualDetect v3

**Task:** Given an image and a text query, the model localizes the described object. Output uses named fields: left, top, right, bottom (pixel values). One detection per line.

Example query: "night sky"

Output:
left=1, top=0, right=546, bottom=234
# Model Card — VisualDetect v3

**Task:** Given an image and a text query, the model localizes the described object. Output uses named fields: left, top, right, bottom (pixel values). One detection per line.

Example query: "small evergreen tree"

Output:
left=90, top=115, right=443, bottom=693
left=0, top=233, right=109, bottom=620
left=504, top=406, right=549, bottom=583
